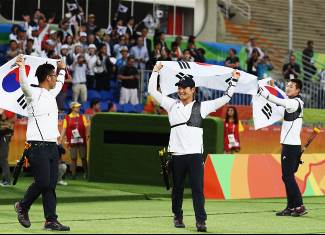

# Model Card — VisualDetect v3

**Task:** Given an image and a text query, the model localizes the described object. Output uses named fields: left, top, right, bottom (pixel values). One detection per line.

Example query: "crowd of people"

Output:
left=6, top=8, right=209, bottom=112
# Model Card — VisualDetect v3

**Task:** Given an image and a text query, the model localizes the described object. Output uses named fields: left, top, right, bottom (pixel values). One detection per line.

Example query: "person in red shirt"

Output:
left=59, top=102, right=89, bottom=179
left=224, top=106, right=240, bottom=154
left=85, top=99, right=101, bottom=116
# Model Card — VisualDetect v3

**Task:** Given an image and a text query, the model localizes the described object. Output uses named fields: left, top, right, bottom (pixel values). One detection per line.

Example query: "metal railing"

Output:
left=217, top=0, right=251, bottom=20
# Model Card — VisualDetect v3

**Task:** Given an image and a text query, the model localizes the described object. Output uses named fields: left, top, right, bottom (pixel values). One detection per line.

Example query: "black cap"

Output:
left=175, top=76, right=195, bottom=88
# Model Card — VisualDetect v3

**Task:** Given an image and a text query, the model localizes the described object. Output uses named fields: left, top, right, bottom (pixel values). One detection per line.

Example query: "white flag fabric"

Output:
left=117, top=26, right=127, bottom=36
left=156, top=10, right=164, bottom=18
left=252, top=79, right=287, bottom=130
left=142, top=14, right=155, bottom=27
left=0, top=55, right=58, bottom=116
left=158, top=61, right=258, bottom=96
left=118, top=3, right=128, bottom=13
left=106, top=25, right=112, bottom=35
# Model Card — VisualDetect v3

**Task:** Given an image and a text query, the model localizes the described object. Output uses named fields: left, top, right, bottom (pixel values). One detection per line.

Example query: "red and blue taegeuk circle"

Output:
left=265, top=85, right=285, bottom=99
left=1, top=65, right=30, bottom=93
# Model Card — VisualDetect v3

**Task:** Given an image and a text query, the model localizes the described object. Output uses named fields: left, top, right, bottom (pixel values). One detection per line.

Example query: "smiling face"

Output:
left=178, top=86, right=195, bottom=102
left=286, top=81, right=301, bottom=98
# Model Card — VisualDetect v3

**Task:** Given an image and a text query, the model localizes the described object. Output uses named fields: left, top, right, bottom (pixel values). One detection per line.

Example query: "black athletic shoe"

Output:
left=196, top=222, right=207, bottom=232
left=14, top=202, right=31, bottom=228
left=276, top=208, right=294, bottom=216
left=0, top=179, right=11, bottom=187
left=291, top=206, right=308, bottom=217
left=173, top=216, right=185, bottom=228
left=44, top=220, right=70, bottom=231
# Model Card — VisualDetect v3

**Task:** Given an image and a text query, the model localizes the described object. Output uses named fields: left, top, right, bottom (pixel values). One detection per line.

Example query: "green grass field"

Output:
left=0, top=178, right=325, bottom=234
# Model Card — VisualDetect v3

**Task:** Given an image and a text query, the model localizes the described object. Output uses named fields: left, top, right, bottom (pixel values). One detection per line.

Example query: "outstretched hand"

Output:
left=232, top=70, right=240, bottom=81
left=16, top=54, right=25, bottom=68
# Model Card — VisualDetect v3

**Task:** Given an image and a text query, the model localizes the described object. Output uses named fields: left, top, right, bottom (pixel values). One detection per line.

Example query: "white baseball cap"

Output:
left=80, top=32, right=87, bottom=37
left=88, top=44, right=96, bottom=50
left=61, top=44, right=69, bottom=50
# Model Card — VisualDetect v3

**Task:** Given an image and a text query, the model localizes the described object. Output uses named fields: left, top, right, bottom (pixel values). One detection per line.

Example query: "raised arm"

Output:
left=49, top=60, right=66, bottom=97
left=258, top=86, right=299, bottom=113
left=200, top=70, right=240, bottom=118
left=16, top=55, right=33, bottom=103
left=148, top=62, right=176, bottom=112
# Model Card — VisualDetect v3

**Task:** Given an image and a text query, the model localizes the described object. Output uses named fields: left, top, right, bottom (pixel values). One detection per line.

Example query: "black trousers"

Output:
left=172, top=154, right=207, bottom=223
left=20, top=142, right=59, bottom=221
left=281, top=144, right=303, bottom=209
left=0, top=136, right=11, bottom=181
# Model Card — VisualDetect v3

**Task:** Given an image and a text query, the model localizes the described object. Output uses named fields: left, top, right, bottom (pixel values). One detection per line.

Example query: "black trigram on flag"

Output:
left=17, top=94, right=27, bottom=110
left=262, top=103, right=273, bottom=119
left=177, top=61, right=191, bottom=70
left=176, top=72, right=193, bottom=81
left=225, top=77, right=232, bottom=86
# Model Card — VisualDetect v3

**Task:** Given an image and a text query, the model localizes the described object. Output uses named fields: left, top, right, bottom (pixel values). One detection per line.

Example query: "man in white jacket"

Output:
left=148, top=62, right=240, bottom=232
left=258, top=78, right=307, bottom=217
left=14, top=54, right=70, bottom=231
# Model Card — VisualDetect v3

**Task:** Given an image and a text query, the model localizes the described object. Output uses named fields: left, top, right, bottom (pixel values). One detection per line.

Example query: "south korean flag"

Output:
left=117, top=26, right=127, bottom=36
left=118, top=3, right=128, bottom=13
left=253, top=79, right=287, bottom=130
left=0, top=55, right=58, bottom=116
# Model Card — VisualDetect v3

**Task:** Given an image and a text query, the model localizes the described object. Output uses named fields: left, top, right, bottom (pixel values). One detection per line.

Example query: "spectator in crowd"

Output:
left=113, top=35, right=127, bottom=60
left=9, top=24, right=20, bottom=41
left=116, top=47, right=129, bottom=70
left=130, top=36, right=150, bottom=70
left=160, top=48, right=172, bottom=61
left=150, top=43, right=162, bottom=67
left=0, top=109, right=16, bottom=187
left=141, top=27, right=152, bottom=58
left=86, top=14, right=97, bottom=35
left=6, top=40, right=22, bottom=60
left=71, top=54, right=88, bottom=103
left=155, top=32, right=168, bottom=50
left=225, top=48, right=240, bottom=69
left=85, top=44, right=97, bottom=89
left=302, top=40, right=317, bottom=81
left=85, top=99, right=101, bottom=115
left=59, top=102, right=89, bottom=180
left=107, top=101, right=117, bottom=112
left=57, top=145, right=68, bottom=186
left=283, top=55, right=301, bottom=80
left=25, top=38, right=37, bottom=56
left=118, top=56, right=139, bottom=105
left=247, top=48, right=260, bottom=76
left=257, top=55, right=273, bottom=80
left=57, top=18, right=73, bottom=41
left=246, top=37, right=264, bottom=59
left=196, top=48, right=206, bottom=63
left=182, top=49, right=195, bottom=62
left=94, top=44, right=111, bottom=91
left=79, top=32, right=88, bottom=50
left=187, top=35, right=199, bottom=59
left=224, top=106, right=240, bottom=154
left=171, top=42, right=182, bottom=61
left=126, top=17, right=136, bottom=39
left=102, top=33, right=113, bottom=57
left=63, top=34, right=75, bottom=54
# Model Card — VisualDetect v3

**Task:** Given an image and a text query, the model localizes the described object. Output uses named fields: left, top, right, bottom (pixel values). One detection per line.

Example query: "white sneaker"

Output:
left=57, top=180, right=68, bottom=186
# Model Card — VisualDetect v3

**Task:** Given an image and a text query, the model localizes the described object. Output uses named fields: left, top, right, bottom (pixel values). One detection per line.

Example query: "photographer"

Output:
left=0, top=109, right=16, bottom=187
left=71, top=54, right=88, bottom=103
left=283, top=55, right=301, bottom=81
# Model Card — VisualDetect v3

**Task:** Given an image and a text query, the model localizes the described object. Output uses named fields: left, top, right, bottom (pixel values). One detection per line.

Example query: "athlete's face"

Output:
left=286, top=81, right=300, bottom=98
left=178, top=86, right=195, bottom=102
left=47, top=70, right=57, bottom=89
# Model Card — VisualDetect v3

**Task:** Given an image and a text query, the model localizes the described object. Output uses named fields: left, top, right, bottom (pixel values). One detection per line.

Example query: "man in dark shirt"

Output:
left=225, top=48, right=240, bottom=69
left=302, top=40, right=317, bottom=81
left=118, top=56, right=139, bottom=105
left=283, top=55, right=301, bottom=81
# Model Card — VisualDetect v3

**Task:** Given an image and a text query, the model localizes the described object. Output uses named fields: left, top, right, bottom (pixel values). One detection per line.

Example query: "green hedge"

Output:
left=89, top=113, right=224, bottom=185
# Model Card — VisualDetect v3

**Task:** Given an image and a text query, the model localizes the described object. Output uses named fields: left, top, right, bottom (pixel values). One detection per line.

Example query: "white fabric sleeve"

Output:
left=267, top=94, right=299, bottom=113
left=19, top=66, right=33, bottom=103
left=49, top=69, right=66, bottom=97
left=148, top=71, right=176, bottom=112
left=201, top=80, right=237, bottom=118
